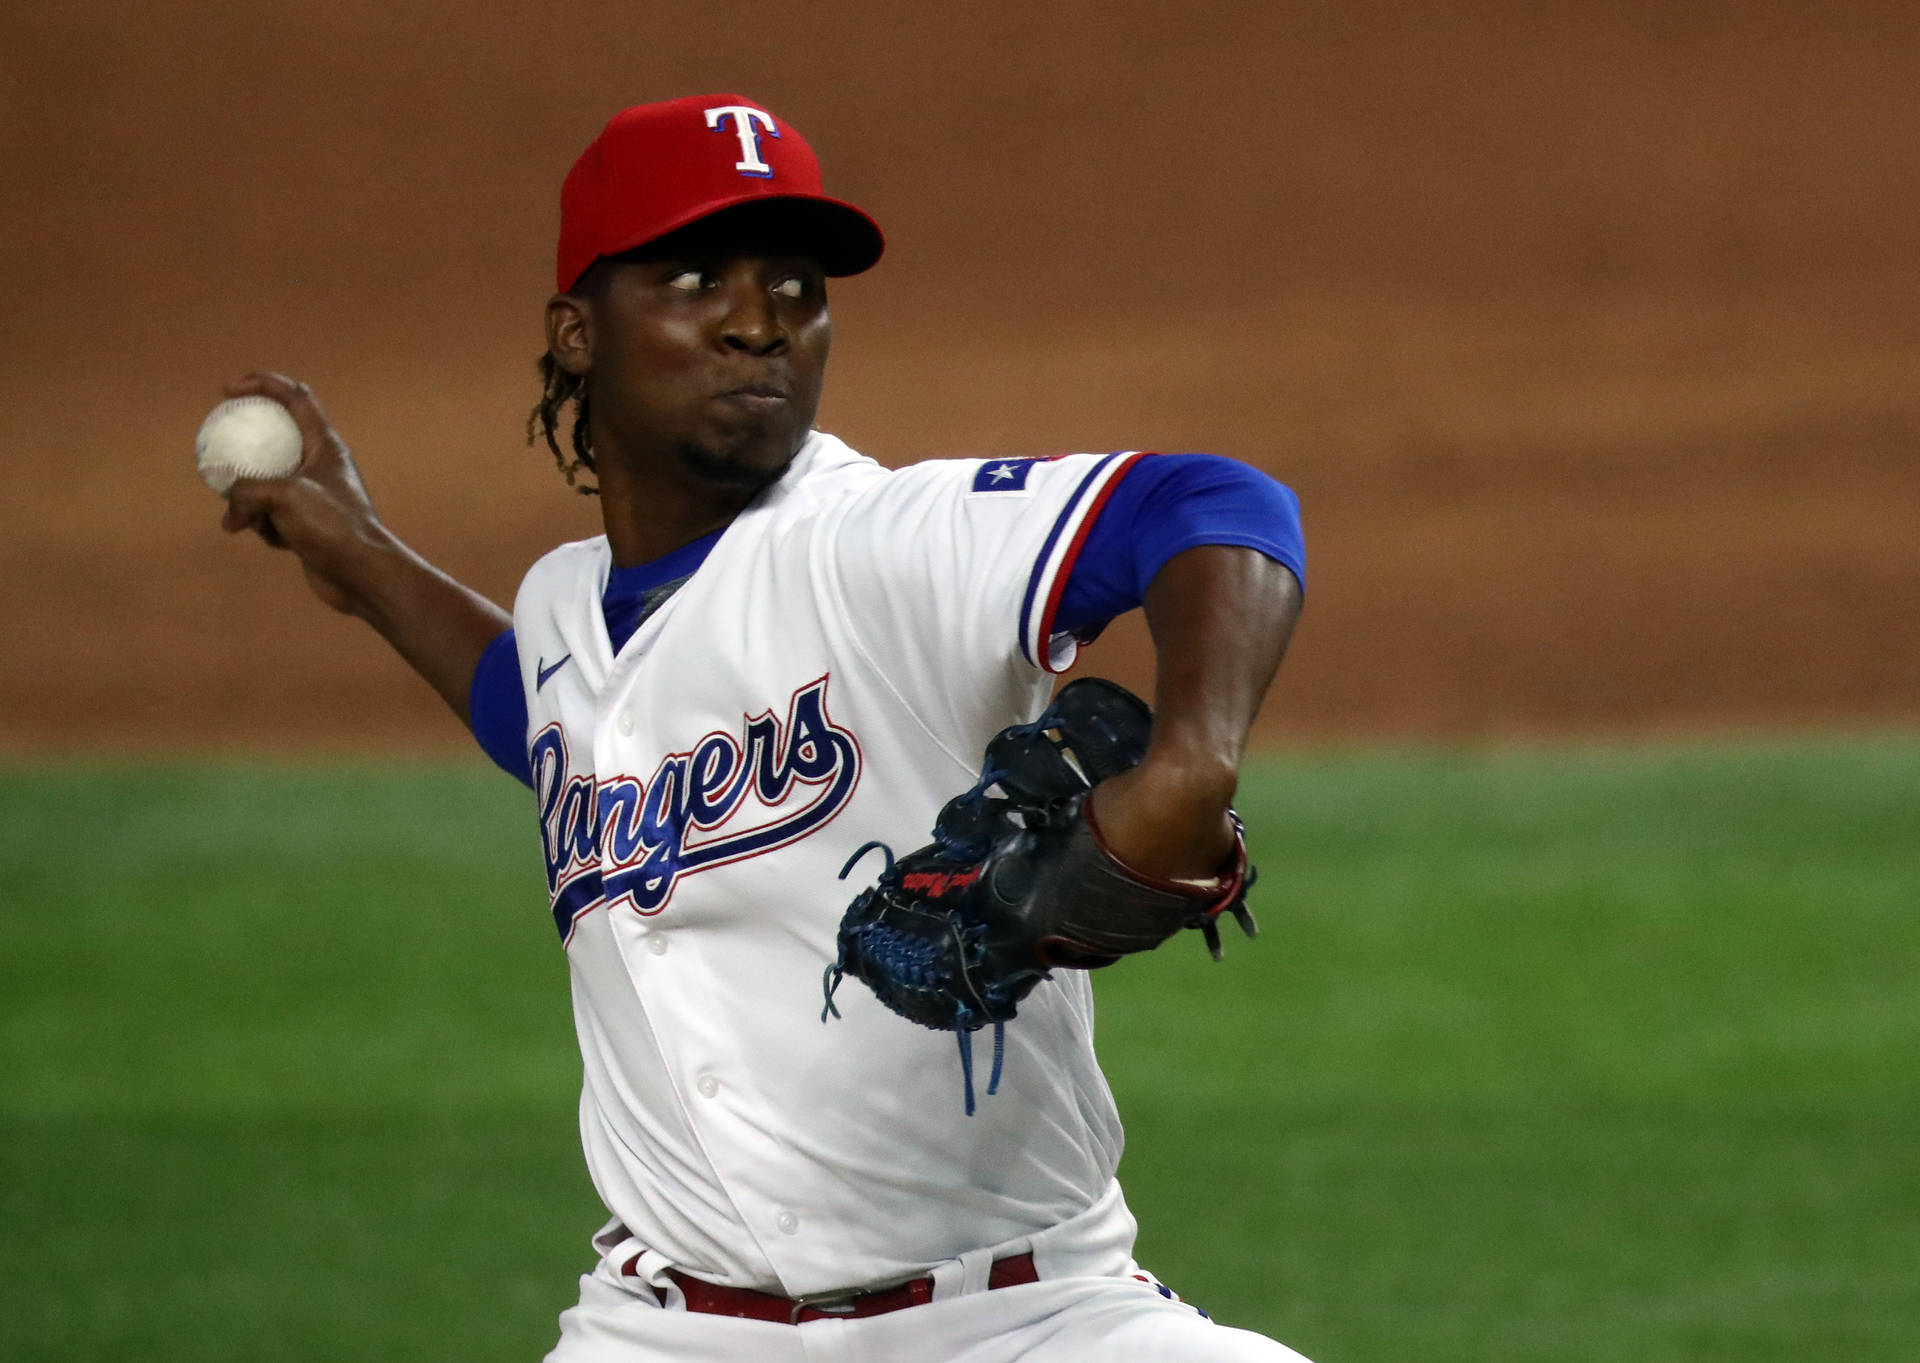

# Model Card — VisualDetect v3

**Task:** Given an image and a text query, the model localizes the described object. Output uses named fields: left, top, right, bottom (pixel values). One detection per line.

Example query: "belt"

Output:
left=623, top=1251, right=1039, bottom=1325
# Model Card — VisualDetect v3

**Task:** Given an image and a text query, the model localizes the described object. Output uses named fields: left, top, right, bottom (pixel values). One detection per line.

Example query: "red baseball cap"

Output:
left=555, top=94, right=885, bottom=293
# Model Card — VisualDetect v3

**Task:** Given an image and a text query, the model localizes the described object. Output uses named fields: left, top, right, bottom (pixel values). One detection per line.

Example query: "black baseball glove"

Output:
left=822, top=678, right=1258, bottom=1113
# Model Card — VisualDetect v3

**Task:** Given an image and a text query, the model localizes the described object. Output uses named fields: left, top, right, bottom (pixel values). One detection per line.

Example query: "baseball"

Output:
left=195, top=396, right=303, bottom=495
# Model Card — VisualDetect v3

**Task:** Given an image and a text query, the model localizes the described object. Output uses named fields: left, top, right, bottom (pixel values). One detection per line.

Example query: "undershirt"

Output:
left=470, top=452, right=1304, bottom=788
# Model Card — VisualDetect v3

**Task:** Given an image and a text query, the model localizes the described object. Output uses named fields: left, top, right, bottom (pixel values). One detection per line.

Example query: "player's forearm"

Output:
left=337, top=524, right=511, bottom=728
left=1142, top=544, right=1301, bottom=775
left=211, top=371, right=509, bottom=728
left=1091, top=544, right=1302, bottom=878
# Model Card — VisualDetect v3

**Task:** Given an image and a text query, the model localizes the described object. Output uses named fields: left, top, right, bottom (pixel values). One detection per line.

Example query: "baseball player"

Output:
left=219, top=95, right=1309, bottom=1361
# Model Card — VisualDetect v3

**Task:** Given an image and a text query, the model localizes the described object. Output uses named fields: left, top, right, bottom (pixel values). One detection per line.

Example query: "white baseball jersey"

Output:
left=511, top=431, right=1154, bottom=1299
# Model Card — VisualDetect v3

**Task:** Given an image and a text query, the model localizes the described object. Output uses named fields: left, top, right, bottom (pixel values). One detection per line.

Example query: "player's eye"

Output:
left=771, top=275, right=808, bottom=300
left=664, top=268, right=710, bottom=292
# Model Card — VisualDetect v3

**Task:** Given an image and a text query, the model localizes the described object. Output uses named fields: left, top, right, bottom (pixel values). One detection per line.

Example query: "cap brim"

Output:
left=575, top=194, right=885, bottom=288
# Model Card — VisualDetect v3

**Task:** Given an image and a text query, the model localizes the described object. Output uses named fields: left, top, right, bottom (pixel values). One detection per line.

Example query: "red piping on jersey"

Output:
left=1035, top=451, right=1150, bottom=673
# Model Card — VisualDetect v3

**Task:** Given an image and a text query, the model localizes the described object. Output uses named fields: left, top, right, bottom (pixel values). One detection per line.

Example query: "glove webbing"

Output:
left=821, top=842, right=1009, bottom=1115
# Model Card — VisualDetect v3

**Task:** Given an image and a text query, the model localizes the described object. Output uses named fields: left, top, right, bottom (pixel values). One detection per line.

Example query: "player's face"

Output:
left=579, top=223, right=831, bottom=489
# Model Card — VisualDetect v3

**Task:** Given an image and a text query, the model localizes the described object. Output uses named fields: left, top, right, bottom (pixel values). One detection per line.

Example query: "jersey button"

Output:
left=696, top=1074, right=719, bottom=1099
left=617, top=712, right=635, bottom=736
left=647, top=935, right=669, bottom=956
left=776, top=1210, right=799, bottom=1235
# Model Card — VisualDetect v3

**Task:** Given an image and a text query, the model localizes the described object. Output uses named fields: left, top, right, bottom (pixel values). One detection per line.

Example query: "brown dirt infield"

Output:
left=3, top=2, right=1916, bottom=754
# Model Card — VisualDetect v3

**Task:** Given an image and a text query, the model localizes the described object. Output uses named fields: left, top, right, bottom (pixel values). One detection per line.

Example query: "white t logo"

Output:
left=704, top=105, right=780, bottom=178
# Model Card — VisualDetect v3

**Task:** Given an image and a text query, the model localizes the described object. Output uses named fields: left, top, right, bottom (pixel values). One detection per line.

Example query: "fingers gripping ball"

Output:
left=823, top=678, right=1260, bottom=1115
left=195, top=396, right=302, bottom=495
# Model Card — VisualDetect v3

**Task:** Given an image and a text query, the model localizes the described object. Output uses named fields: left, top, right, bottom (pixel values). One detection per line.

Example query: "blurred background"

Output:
left=2, top=3, right=1916, bottom=1361
left=3, top=0, right=1917, bottom=748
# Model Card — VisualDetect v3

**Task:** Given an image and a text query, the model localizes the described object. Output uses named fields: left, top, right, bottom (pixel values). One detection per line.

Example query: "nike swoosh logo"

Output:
left=536, top=654, right=572, bottom=691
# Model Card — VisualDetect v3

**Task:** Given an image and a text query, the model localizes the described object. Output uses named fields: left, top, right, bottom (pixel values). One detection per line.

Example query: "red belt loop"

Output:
left=623, top=1251, right=1039, bottom=1324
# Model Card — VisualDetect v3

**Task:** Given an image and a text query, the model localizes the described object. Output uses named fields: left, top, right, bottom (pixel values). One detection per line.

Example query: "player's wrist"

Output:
left=1089, top=758, right=1239, bottom=881
left=1133, top=745, right=1239, bottom=815
left=324, top=519, right=422, bottom=626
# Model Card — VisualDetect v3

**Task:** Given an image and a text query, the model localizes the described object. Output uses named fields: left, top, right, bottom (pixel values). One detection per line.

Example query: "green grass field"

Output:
left=3, top=740, right=1916, bottom=1361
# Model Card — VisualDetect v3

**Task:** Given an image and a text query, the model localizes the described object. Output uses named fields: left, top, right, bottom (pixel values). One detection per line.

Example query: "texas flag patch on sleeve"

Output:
left=970, top=458, right=1037, bottom=493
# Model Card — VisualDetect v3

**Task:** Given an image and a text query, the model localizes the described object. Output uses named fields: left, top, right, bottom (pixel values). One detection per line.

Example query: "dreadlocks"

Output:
left=527, top=353, right=599, bottom=495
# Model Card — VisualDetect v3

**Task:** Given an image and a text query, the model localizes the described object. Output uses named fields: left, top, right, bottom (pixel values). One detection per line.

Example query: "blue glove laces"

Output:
left=822, top=840, right=1007, bottom=1116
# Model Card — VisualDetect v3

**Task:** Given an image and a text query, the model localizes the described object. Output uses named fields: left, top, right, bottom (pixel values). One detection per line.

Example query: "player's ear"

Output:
left=545, top=294, right=593, bottom=378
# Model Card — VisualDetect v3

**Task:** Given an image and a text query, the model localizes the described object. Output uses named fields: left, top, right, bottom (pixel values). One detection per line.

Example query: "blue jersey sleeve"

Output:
left=470, top=628, right=533, bottom=789
left=1054, top=454, right=1305, bottom=636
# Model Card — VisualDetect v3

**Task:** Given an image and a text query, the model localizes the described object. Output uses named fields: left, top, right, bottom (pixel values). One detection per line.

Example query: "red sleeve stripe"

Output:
left=1022, top=451, right=1148, bottom=672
